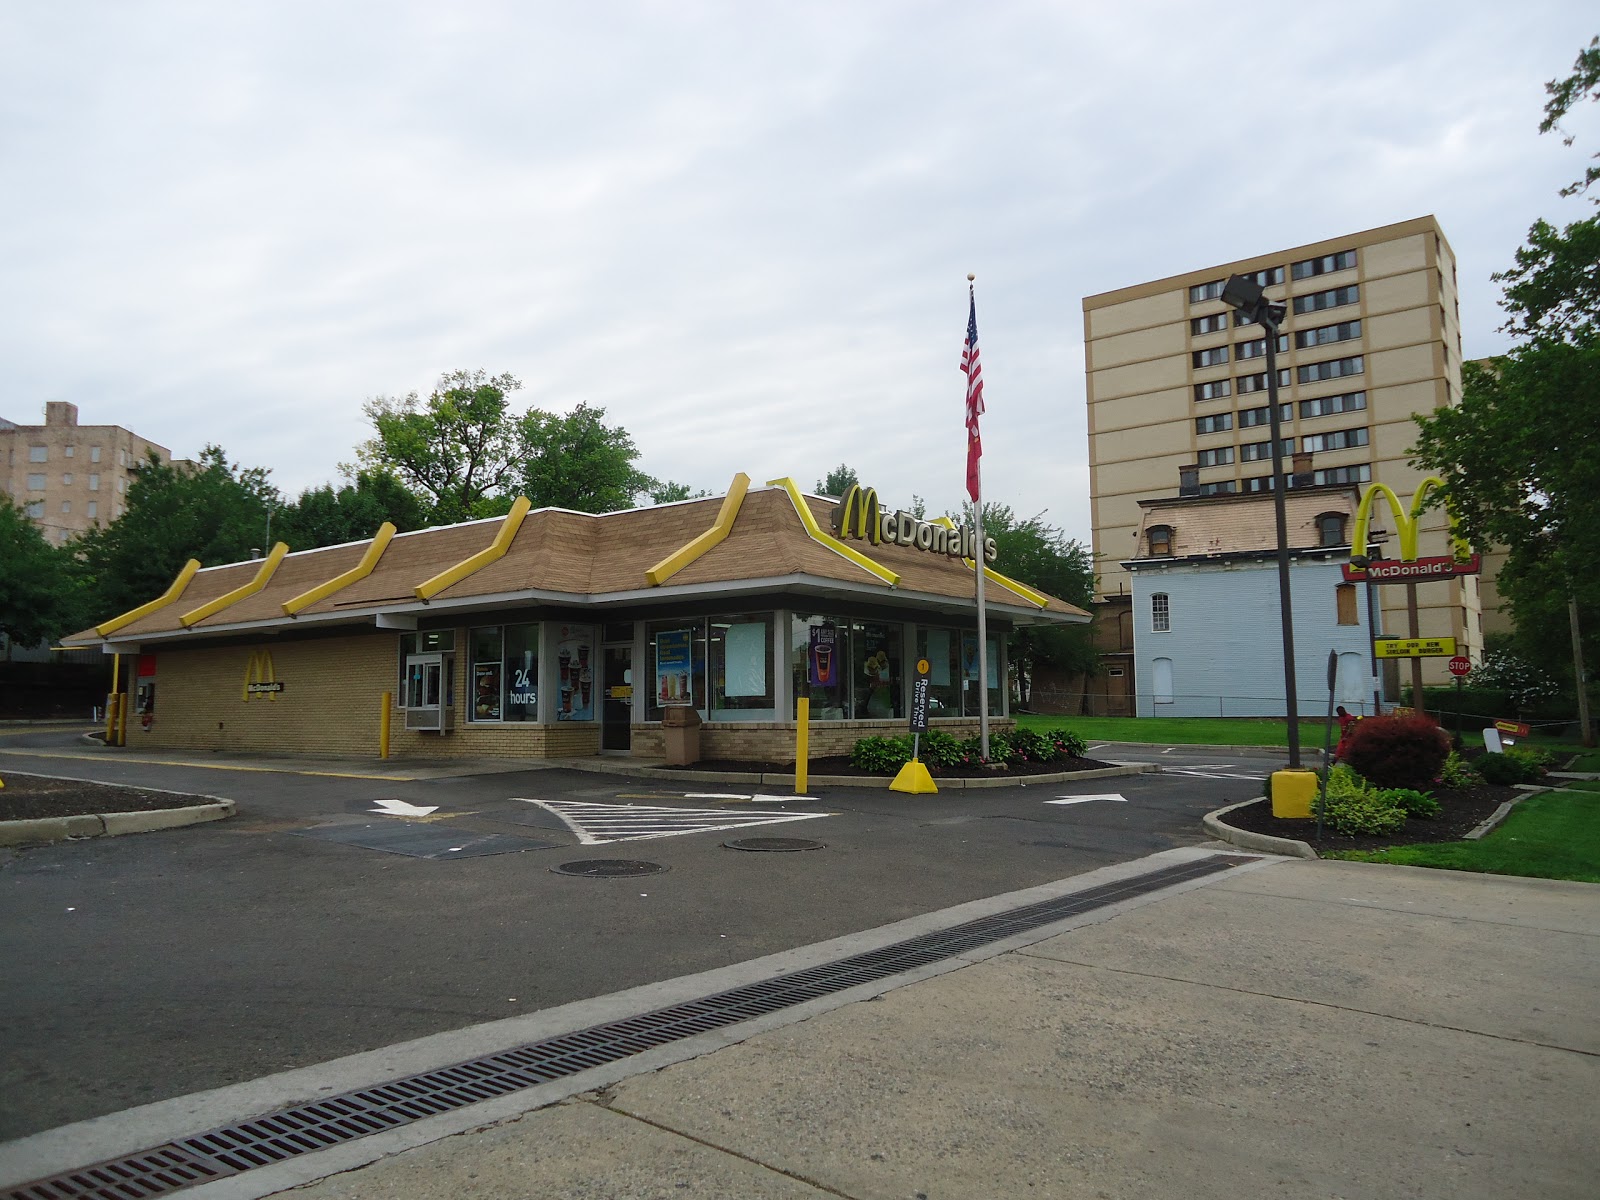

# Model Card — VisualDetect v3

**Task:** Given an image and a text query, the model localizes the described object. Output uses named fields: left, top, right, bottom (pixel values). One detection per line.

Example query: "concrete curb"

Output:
left=1465, top=788, right=1536, bottom=840
left=0, top=800, right=235, bottom=847
left=549, top=760, right=1151, bottom=790
left=1202, top=797, right=1317, bottom=859
left=1087, top=740, right=1328, bottom=762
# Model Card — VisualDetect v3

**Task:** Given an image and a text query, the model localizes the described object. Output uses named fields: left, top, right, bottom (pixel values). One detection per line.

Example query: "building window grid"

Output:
left=1188, top=280, right=1225, bottom=304
left=1192, top=346, right=1229, bottom=368
left=1151, top=593, right=1170, bottom=633
left=1196, top=480, right=1236, bottom=496
left=1190, top=313, right=1229, bottom=335
left=1194, top=380, right=1232, bottom=402
left=1240, top=438, right=1294, bottom=462
left=1236, top=369, right=1291, bottom=394
left=1293, top=284, right=1359, bottom=315
left=1195, top=412, right=1233, bottom=434
left=1294, top=319, right=1361, bottom=349
left=1236, top=333, right=1290, bottom=360
left=1300, top=426, right=1369, bottom=453
left=1299, top=391, right=1367, bottom=419
left=1196, top=447, right=1234, bottom=468
left=1238, top=403, right=1293, bottom=429
left=1297, top=356, right=1363, bottom=384
left=1291, top=249, right=1357, bottom=281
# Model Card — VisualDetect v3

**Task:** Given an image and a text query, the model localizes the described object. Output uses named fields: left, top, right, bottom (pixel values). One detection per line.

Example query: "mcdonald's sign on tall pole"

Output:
left=1347, top=477, right=1475, bottom=714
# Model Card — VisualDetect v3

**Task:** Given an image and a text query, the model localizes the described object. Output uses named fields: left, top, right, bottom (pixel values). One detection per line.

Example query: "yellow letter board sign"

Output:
left=1374, top=637, right=1457, bottom=659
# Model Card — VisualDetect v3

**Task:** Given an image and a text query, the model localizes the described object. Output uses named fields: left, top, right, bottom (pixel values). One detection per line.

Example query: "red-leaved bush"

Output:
left=1341, top=714, right=1450, bottom=790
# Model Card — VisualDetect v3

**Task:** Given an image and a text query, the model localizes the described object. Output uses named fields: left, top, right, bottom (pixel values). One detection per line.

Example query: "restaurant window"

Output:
left=959, top=630, right=1003, bottom=717
left=852, top=621, right=904, bottom=719
left=551, top=624, right=596, bottom=721
left=916, top=627, right=963, bottom=718
left=791, top=614, right=850, bottom=720
left=397, top=629, right=457, bottom=702
left=648, top=619, right=707, bottom=721
left=709, top=613, right=776, bottom=720
left=467, top=624, right=540, bottom=722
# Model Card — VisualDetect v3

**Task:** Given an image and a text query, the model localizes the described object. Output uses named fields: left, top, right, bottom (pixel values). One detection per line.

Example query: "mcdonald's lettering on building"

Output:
left=833, top=484, right=998, bottom=563
left=242, top=651, right=283, bottom=700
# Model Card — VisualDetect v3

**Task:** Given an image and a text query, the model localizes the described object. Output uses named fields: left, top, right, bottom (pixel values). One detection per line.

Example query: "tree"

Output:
left=514, top=403, right=657, bottom=513
left=72, top=446, right=281, bottom=621
left=274, top=469, right=433, bottom=549
left=0, top=500, right=79, bottom=644
left=815, top=464, right=859, bottom=498
left=648, top=480, right=711, bottom=505
left=970, top=503, right=1098, bottom=707
left=1541, top=34, right=1600, bottom=202
left=1492, top=215, right=1600, bottom=341
left=357, top=370, right=525, bottom=524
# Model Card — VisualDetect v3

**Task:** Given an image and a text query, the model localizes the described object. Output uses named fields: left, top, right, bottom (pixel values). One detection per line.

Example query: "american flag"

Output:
left=960, top=289, right=985, bottom=502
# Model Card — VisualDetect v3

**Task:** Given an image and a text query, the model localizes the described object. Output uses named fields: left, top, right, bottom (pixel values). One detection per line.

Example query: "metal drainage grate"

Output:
left=723, top=837, right=825, bottom=852
left=551, top=859, right=667, bottom=878
left=8, top=853, right=1254, bottom=1200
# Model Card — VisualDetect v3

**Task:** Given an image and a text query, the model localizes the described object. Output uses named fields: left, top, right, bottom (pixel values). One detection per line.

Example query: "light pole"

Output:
left=1221, top=274, right=1300, bottom=767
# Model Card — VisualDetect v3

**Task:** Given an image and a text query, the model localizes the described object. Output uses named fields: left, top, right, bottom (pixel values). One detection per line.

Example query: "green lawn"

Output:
left=1323, top=791, right=1600, bottom=883
left=1563, top=749, right=1600, bottom=772
left=1549, top=779, right=1600, bottom=794
left=1011, top=713, right=1336, bottom=748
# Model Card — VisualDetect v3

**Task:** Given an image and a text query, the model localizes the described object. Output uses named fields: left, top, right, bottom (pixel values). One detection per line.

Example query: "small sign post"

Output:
left=1317, top=649, right=1337, bottom=842
left=1448, top=655, right=1471, bottom=748
left=890, top=659, right=938, bottom=794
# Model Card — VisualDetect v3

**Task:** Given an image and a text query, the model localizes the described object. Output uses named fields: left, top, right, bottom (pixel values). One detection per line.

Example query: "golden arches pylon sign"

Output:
left=1344, top=477, right=1479, bottom=584
left=242, top=650, right=284, bottom=701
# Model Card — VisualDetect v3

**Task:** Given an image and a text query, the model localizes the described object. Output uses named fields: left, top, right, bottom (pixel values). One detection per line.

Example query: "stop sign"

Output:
left=1448, top=656, right=1471, bottom=677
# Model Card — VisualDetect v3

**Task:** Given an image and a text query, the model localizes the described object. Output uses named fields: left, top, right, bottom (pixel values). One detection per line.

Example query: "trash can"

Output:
left=661, top=706, right=703, bottom=766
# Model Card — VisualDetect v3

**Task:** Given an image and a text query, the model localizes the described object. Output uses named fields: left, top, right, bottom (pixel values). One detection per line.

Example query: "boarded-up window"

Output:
left=1336, top=583, right=1358, bottom=626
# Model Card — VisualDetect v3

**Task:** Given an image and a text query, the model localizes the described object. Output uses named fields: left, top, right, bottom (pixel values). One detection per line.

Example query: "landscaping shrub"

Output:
left=1477, top=748, right=1545, bottom=785
left=1341, top=715, right=1450, bottom=791
left=1043, top=727, right=1089, bottom=759
left=1437, top=750, right=1481, bottom=789
left=1321, top=789, right=1408, bottom=836
left=1010, top=728, right=1056, bottom=763
left=850, top=735, right=911, bottom=773
left=959, top=730, right=1015, bottom=765
left=1379, top=788, right=1440, bottom=819
left=918, top=729, right=965, bottom=769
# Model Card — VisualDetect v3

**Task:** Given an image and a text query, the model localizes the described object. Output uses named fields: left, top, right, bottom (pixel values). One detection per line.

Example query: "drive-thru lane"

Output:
left=0, top=732, right=1266, bottom=1141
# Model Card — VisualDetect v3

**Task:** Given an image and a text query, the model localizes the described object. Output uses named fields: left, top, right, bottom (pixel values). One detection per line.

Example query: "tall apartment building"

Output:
left=1083, top=215, right=1483, bottom=688
left=0, top=402, right=173, bottom=544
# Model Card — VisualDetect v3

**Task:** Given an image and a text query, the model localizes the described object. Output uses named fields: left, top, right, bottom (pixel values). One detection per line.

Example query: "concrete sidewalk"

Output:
left=275, top=857, right=1596, bottom=1200
left=4, top=854, right=1595, bottom=1199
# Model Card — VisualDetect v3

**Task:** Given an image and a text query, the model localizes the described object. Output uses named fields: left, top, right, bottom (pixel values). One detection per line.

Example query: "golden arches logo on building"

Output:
left=834, top=484, right=883, bottom=544
left=242, top=650, right=285, bottom=701
left=1350, top=477, right=1472, bottom=565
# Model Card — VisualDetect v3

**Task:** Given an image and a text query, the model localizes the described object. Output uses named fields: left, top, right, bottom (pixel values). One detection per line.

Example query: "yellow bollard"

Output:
left=795, top=697, right=809, bottom=794
left=380, top=691, right=393, bottom=759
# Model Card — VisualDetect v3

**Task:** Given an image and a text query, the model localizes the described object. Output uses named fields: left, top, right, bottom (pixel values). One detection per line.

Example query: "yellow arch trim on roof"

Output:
left=179, top=543, right=290, bottom=628
left=414, top=496, right=532, bottom=602
left=95, top=558, right=202, bottom=636
left=932, top=516, right=1051, bottom=609
left=281, top=523, right=397, bottom=617
left=645, top=474, right=750, bottom=586
left=766, top=478, right=899, bottom=587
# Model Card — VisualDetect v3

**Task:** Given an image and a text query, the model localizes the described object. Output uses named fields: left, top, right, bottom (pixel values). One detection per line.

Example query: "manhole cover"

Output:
left=552, top=859, right=668, bottom=878
left=723, top=837, right=826, bottom=852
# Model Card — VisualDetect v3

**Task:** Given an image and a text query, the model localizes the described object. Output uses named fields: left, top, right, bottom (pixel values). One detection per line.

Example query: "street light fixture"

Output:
left=1220, top=274, right=1300, bottom=768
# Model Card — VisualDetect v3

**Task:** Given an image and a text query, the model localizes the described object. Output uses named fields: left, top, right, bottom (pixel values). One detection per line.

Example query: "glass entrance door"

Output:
left=602, top=646, right=632, bottom=750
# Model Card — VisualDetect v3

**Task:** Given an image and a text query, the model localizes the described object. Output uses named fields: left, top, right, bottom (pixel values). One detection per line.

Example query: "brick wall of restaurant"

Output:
left=127, top=631, right=600, bottom=760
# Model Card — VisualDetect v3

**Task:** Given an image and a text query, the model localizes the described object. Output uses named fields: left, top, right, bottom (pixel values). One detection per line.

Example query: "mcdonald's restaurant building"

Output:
left=64, top=477, right=1088, bottom=763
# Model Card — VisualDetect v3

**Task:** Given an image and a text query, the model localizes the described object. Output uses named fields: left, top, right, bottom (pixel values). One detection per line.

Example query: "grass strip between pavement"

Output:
left=1322, top=791, right=1600, bottom=883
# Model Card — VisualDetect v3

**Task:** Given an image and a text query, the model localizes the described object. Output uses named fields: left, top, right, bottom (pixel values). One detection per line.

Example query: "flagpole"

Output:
left=966, top=274, right=990, bottom=762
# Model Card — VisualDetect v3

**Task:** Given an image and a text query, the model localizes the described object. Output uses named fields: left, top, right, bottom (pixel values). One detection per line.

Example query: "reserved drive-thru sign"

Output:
left=1375, top=636, right=1458, bottom=659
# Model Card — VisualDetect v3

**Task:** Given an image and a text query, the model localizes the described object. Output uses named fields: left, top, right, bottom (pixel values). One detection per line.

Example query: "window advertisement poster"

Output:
left=808, top=624, right=838, bottom=688
left=655, top=629, right=694, bottom=706
left=473, top=662, right=502, bottom=721
left=961, top=632, right=999, bottom=688
left=555, top=624, right=595, bottom=721
left=724, top=622, right=766, bottom=697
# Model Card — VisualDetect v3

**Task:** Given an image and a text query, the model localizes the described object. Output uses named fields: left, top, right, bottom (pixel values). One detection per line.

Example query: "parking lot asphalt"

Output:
left=0, top=730, right=1264, bottom=1141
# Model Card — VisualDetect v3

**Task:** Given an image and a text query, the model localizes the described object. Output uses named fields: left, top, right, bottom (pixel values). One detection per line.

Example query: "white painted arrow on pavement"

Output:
left=370, top=798, right=440, bottom=818
left=1047, top=794, right=1128, bottom=806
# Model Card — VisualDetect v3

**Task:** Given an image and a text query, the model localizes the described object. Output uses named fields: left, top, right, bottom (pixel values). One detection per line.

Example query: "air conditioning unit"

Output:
left=404, top=706, right=456, bottom=733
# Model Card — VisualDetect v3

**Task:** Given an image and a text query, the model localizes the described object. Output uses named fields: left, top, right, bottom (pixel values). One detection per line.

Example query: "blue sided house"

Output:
left=1124, top=487, right=1382, bottom=718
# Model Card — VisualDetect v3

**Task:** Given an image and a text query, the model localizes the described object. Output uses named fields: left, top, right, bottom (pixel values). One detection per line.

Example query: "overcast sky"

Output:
left=3, top=2, right=1595, bottom=548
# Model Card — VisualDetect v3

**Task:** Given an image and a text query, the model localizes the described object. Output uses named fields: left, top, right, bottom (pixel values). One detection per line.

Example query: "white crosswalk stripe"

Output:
left=1165, top=768, right=1268, bottom=781
left=516, top=798, right=830, bottom=845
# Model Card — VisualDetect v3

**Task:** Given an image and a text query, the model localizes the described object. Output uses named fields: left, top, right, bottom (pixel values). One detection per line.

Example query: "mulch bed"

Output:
left=658, top=755, right=1118, bottom=779
left=1218, top=783, right=1526, bottom=853
left=0, top=773, right=192, bottom=822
